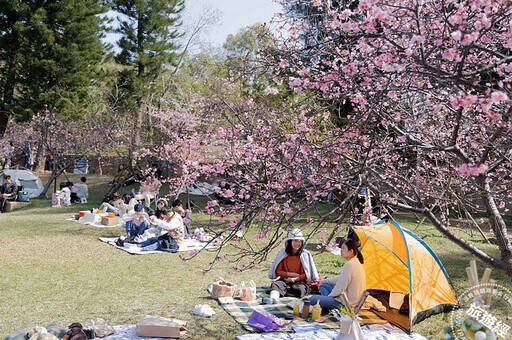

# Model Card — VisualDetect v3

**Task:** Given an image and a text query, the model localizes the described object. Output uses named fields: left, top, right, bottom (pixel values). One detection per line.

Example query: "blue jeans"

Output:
left=138, top=234, right=179, bottom=252
left=125, top=220, right=148, bottom=237
left=309, top=283, right=343, bottom=311
left=24, top=156, right=32, bottom=170
left=321, top=283, right=334, bottom=296
left=138, top=236, right=159, bottom=248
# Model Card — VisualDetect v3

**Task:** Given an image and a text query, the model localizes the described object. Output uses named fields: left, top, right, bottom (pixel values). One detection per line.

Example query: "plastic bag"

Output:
left=84, top=318, right=115, bottom=338
left=247, top=310, right=292, bottom=331
left=193, top=304, right=215, bottom=317
left=238, top=280, right=257, bottom=301
left=336, top=315, right=364, bottom=340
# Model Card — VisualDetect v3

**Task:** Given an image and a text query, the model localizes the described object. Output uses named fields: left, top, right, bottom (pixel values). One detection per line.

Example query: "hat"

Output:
left=156, top=198, right=168, bottom=205
left=287, top=229, right=305, bottom=242
left=134, top=203, right=143, bottom=212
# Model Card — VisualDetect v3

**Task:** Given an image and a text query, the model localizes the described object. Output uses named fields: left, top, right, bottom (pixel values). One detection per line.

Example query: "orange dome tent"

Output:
left=353, top=221, right=458, bottom=331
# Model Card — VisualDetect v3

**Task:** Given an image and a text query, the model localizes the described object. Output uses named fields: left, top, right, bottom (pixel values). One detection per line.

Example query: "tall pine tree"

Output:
left=111, top=0, right=184, bottom=146
left=113, top=0, right=184, bottom=90
left=0, top=0, right=32, bottom=135
left=0, top=0, right=108, bottom=135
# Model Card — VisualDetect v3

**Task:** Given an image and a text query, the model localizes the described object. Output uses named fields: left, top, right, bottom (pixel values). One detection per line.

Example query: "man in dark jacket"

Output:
left=0, top=175, right=18, bottom=212
left=21, top=142, right=32, bottom=169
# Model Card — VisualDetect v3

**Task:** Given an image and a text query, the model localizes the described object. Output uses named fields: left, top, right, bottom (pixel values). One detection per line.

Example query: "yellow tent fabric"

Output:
left=353, top=221, right=458, bottom=329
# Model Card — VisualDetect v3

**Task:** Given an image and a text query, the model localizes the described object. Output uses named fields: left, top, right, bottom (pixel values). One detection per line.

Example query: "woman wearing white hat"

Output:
left=268, top=229, right=319, bottom=299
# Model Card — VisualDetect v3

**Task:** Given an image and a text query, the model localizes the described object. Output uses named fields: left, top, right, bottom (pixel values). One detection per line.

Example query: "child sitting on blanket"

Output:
left=148, top=206, right=184, bottom=245
left=123, top=203, right=150, bottom=236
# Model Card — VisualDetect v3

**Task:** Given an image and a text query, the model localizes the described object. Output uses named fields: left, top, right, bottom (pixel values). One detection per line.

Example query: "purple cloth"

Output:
left=247, top=310, right=292, bottom=331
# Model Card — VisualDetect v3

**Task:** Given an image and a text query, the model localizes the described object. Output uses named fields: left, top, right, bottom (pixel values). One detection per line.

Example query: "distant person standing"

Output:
left=44, top=151, right=54, bottom=171
left=21, top=141, right=33, bottom=170
left=2, top=141, right=13, bottom=170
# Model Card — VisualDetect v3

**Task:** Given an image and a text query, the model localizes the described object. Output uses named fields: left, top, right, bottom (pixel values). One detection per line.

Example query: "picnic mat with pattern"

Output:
left=209, top=285, right=387, bottom=332
left=236, top=323, right=428, bottom=340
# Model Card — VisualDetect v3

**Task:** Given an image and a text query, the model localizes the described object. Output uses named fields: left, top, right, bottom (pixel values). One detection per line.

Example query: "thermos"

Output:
left=301, top=299, right=310, bottom=319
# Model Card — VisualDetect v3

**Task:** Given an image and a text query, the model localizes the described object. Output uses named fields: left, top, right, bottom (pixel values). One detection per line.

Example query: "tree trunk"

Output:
left=97, top=155, right=103, bottom=176
left=477, top=177, right=512, bottom=274
left=103, top=171, right=134, bottom=202
left=422, top=207, right=512, bottom=281
left=0, top=112, right=8, bottom=137
left=33, top=143, right=45, bottom=172
left=39, top=166, right=67, bottom=197
left=0, top=48, right=19, bottom=136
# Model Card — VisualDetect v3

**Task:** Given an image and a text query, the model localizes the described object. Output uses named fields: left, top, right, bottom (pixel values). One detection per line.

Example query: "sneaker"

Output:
left=261, top=298, right=277, bottom=305
left=115, top=236, right=125, bottom=247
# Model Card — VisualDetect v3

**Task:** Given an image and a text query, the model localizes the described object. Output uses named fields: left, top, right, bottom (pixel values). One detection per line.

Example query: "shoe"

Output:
left=261, top=298, right=277, bottom=305
left=116, top=236, right=125, bottom=247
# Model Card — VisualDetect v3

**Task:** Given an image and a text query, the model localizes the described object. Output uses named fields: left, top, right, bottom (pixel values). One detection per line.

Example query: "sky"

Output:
left=185, top=0, right=282, bottom=46
left=105, top=0, right=283, bottom=53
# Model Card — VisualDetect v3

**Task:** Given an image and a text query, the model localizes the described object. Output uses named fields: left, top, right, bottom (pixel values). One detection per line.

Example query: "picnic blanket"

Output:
left=236, top=323, right=428, bottom=340
left=67, top=218, right=123, bottom=228
left=6, top=324, right=169, bottom=340
left=103, top=324, right=170, bottom=340
left=210, top=286, right=387, bottom=332
left=99, top=236, right=217, bottom=254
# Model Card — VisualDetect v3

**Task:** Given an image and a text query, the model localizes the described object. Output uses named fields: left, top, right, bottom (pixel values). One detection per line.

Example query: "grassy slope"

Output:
left=0, top=174, right=510, bottom=339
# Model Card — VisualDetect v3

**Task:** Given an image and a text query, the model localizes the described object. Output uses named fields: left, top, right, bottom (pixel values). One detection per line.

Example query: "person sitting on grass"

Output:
left=123, top=203, right=150, bottom=237
left=148, top=206, right=184, bottom=244
left=171, top=199, right=191, bottom=236
left=117, top=200, right=169, bottom=246
left=119, top=193, right=137, bottom=216
left=73, top=177, right=88, bottom=203
left=99, top=192, right=123, bottom=215
left=268, top=229, right=319, bottom=300
left=116, top=206, right=185, bottom=251
left=109, top=163, right=128, bottom=186
left=0, top=175, right=18, bottom=213
left=309, top=239, right=366, bottom=312
left=53, top=181, right=72, bottom=207
left=154, top=198, right=168, bottom=219
left=134, top=175, right=162, bottom=208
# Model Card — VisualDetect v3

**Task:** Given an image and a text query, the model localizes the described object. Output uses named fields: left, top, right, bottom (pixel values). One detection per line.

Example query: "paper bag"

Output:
left=101, top=216, right=120, bottom=226
left=136, top=315, right=187, bottom=338
left=211, top=279, right=237, bottom=299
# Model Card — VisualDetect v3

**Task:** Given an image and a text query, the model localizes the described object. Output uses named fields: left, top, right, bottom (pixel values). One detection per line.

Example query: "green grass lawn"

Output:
left=1, top=174, right=511, bottom=339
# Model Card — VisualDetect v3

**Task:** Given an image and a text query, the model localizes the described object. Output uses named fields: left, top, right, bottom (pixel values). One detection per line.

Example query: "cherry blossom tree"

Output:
left=261, top=0, right=512, bottom=278
left=2, top=108, right=132, bottom=197
left=165, top=0, right=512, bottom=280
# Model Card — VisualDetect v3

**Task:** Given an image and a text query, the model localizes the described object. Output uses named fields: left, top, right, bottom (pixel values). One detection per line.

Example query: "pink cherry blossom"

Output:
left=264, top=86, right=279, bottom=95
